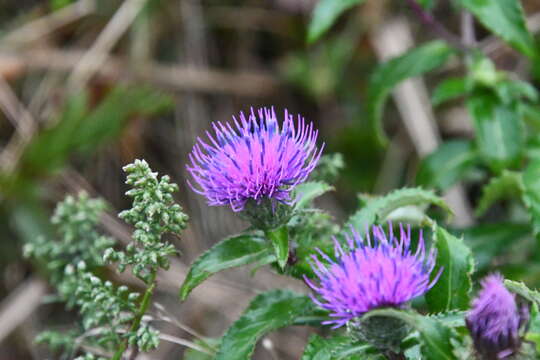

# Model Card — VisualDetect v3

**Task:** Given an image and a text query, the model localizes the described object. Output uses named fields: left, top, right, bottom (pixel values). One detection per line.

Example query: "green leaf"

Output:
left=363, top=309, right=458, bottom=360
left=287, top=210, right=339, bottom=279
left=19, top=93, right=88, bottom=176
left=294, top=181, right=334, bottom=209
left=75, top=86, right=173, bottom=154
left=418, top=0, right=437, bottom=10
left=469, top=54, right=503, bottom=88
left=467, top=91, right=524, bottom=171
left=17, top=86, right=173, bottom=179
left=425, top=226, right=474, bottom=313
left=522, top=158, right=540, bottom=240
left=265, top=226, right=289, bottom=269
left=344, top=187, right=452, bottom=233
left=495, top=79, right=539, bottom=104
left=307, top=0, right=366, bottom=44
left=51, top=0, right=73, bottom=10
left=458, top=0, right=536, bottom=58
left=526, top=302, right=540, bottom=353
left=179, top=234, right=274, bottom=300
left=215, top=290, right=317, bottom=360
left=430, top=310, right=466, bottom=328
left=416, top=140, right=477, bottom=190
left=301, top=334, right=366, bottom=360
left=475, top=170, right=523, bottom=216
left=459, top=223, right=531, bottom=272
left=522, top=104, right=540, bottom=132
left=367, top=41, right=454, bottom=145
left=505, top=280, right=540, bottom=304
left=431, top=77, right=469, bottom=107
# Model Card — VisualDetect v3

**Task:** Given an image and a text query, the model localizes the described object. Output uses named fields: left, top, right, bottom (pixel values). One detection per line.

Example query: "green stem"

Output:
left=112, top=270, right=158, bottom=360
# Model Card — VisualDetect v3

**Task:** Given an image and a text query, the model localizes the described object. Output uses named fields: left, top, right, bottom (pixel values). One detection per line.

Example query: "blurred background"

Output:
left=0, top=0, right=539, bottom=359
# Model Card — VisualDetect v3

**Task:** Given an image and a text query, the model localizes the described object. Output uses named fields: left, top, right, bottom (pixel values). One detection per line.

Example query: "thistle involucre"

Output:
left=305, top=225, right=441, bottom=328
left=187, top=107, right=323, bottom=212
left=466, top=274, right=529, bottom=359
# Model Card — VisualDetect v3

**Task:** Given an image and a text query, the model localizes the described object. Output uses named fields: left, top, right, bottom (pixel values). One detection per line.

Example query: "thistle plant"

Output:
left=467, top=274, right=530, bottom=359
left=187, top=107, right=323, bottom=228
left=306, top=225, right=441, bottom=328
left=186, top=106, right=324, bottom=269
left=305, top=224, right=441, bottom=354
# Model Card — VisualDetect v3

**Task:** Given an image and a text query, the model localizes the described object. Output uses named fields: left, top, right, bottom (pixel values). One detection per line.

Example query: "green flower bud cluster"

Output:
left=104, top=159, right=188, bottom=284
left=27, top=193, right=136, bottom=357
left=27, top=160, right=189, bottom=359
left=24, top=192, right=114, bottom=283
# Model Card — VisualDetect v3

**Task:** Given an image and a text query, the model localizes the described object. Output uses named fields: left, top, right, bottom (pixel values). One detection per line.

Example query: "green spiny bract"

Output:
left=104, top=159, right=188, bottom=284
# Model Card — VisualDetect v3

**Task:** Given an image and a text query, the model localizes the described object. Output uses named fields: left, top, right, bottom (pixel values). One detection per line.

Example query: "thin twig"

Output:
left=0, top=74, right=37, bottom=172
left=0, top=276, right=48, bottom=344
left=67, top=0, right=149, bottom=90
left=2, top=0, right=96, bottom=47
left=152, top=303, right=206, bottom=340
left=405, top=0, right=469, bottom=52
left=460, top=11, right=476, bottom=47
left=0, top=48, right=279, bottom=96
left=158, top=333, right=215, bottom=355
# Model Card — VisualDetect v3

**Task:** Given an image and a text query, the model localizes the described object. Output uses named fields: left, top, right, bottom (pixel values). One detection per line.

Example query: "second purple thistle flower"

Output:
left=466, top=274, right=529, bottom=359
left=186, top=107, right=324, bottom=212
left=305, top=225, right=442, bottom=328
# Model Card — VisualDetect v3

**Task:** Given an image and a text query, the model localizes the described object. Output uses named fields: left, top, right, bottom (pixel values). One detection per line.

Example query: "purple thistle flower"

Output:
left=466, top=274, right=528, bottom=359
left=186, top=107, right=323, bottom=212
left=305, top=224, right=441, bottom=328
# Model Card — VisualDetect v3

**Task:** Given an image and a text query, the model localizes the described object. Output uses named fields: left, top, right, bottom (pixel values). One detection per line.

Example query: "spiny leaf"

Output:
left=505, top=280, right=540, bottom=305
left=429, top=310, right=466, bottom=328
left=294, top=181, right=334, bottom=209
left=426, top=226, right=474, bottom=313
left=343, top=187, right=452, bottom=234
left=215, top=290, right=317, bottom=360
left=301, top=334, right=367, bottom=360
left=363, top=309, right=458, bottom=360
left=522, top=158, right=540, bottom=241
left=475, top=170, right=523, bottom=216
left=179, top=234, right=274, bottom=300
left=525, top=302, right=540, bottom=353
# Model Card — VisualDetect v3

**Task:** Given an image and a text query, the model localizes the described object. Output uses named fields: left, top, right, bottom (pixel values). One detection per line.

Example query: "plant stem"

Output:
left=461, top=11, right=476, bottom=47
left=112, top=270, right=158, bottom=360
left=385, top=351, right=406, bottom=360
left=405, top=0, right=469, bottom=52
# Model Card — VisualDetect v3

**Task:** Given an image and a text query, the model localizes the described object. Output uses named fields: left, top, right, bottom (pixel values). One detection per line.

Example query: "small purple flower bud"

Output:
left=466, top=274, right=529, bottom=360
left=305, top=224, right=441, bottom=329
left=186, top=107, right=324, bottom=215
